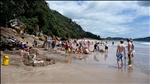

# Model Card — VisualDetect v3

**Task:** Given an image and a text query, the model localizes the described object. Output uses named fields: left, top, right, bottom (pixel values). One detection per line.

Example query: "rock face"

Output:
left=0, top=27, right=18, bottom=38
left=0, top=24, right=58, bottom=67
left=8, top=19, right=26, bottom=34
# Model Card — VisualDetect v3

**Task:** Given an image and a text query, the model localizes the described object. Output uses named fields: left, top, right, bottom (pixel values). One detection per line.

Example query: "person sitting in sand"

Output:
left=20, top=46, right=32, bottom=58
left=83, top=47, right=90, bottom=54
left=24, top=42, right=32, bottom=51
left=32, top=52, right=41, bottom=61
left=116, top=40, right=126, bottom=69
left=23, top=48, right=30, bottom=58
left=76, top=44, right=82, bottom=54
left=20, top=42, right=25, bottom=57
left=32, top=52, right=44, bottom=63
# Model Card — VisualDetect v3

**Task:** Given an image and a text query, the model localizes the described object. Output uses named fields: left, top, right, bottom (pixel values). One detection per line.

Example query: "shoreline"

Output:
left=1, top=61, right=149, bottom=84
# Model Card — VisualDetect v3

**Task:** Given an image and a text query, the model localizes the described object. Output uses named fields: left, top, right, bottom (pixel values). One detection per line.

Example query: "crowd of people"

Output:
left=18, top=36, right=135, bottom=69
left=38, top=37, right=110, bottom=55
left=19, top=38, right=43, bottom=64
left=63, top=39, right=110, bottom=55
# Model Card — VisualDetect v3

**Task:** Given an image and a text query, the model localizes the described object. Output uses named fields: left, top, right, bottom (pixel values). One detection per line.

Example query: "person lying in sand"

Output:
left=32, top=52, right=44, bottom=63
left=32, top=52, right=42, bottom=60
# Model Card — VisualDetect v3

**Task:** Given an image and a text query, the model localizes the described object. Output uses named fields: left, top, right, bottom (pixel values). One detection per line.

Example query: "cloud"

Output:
left=46, top=1, right=150, bottom=38
left=137, top=1, right=150, bottom=7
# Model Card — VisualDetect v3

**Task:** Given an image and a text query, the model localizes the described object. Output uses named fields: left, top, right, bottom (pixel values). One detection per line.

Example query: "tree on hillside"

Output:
left=0, top=0, right=101, bottom=40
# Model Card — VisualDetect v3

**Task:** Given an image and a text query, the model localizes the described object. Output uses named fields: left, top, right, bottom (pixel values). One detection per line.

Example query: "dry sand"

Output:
left=1, top=39, right=149, bottom=84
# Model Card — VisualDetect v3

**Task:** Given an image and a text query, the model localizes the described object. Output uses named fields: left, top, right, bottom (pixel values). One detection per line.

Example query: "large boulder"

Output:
left=8, top=19, right=26, bottom=34
left=0, top=27, right=17, bottom=38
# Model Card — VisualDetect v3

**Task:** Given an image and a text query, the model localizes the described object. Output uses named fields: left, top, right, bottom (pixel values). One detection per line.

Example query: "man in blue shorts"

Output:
left=116, top=40, right=126, bottom=69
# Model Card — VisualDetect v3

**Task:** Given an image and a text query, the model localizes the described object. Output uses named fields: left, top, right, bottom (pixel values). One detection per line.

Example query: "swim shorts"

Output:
left=117, top=52, right=124, bottom=61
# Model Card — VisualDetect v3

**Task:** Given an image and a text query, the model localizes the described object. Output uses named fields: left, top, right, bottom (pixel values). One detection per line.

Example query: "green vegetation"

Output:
left=0, top=0, right=101, bottom=40
left=105, top=37, right=150, bottom=42
left=134, top=37, right=150, bottom=42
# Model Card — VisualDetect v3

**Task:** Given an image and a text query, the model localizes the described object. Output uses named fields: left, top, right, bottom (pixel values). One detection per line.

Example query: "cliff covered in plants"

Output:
left=0, top=0, right=101, bottom=39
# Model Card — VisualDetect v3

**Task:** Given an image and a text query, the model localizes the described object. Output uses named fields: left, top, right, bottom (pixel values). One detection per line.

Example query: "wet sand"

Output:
left=1, top=40, right=150, bottom=84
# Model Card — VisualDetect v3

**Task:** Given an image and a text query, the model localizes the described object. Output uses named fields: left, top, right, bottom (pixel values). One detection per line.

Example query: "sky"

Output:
left=46, top=1, right=150, bottom=39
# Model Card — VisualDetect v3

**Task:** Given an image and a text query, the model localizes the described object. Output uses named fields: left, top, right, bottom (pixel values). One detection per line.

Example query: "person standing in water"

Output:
left=116, top=40, right=126, bottom=69
left=127, top=38, right=133, bottom=66
left=112, top=41, right=114, bottom=45
left=130, top=40, right=134, bottom=59
left=105, top=41, right=108, bottom=53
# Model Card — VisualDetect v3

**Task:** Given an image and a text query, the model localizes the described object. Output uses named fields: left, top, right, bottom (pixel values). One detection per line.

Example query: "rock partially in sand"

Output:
left=38, top=35, right=45, bottom=41
left=99, top=49, right=105, bottom=53
left=8, top=19, right=26, bottom=34
left=50, top=59, right=57, bottom=64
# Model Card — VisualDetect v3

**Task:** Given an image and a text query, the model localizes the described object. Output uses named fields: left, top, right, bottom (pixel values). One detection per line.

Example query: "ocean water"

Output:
left=131, top=41, right=150, bottom=75
left=73, top=40, right=150, bottom=76
left=108, top=41, right=150, bottom=76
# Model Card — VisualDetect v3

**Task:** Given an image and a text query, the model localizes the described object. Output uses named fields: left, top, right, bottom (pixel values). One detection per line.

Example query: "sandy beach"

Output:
left=1, top=39, right=149, bottom=84
left=1, top=0, right=149, bottom=83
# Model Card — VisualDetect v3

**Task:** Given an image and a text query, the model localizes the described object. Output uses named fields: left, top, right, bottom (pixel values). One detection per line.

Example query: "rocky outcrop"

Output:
left=0, top=27, right=17, bottom=38
left=8, top=19, right=26, bottom=34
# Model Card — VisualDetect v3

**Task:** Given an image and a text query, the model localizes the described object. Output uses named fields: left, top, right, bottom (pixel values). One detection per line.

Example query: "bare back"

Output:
left=118, top=44, right=125, bottom=52
left=116, top=44, right=126, bottom=56
left=128, top=42, right=132, bottom=54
